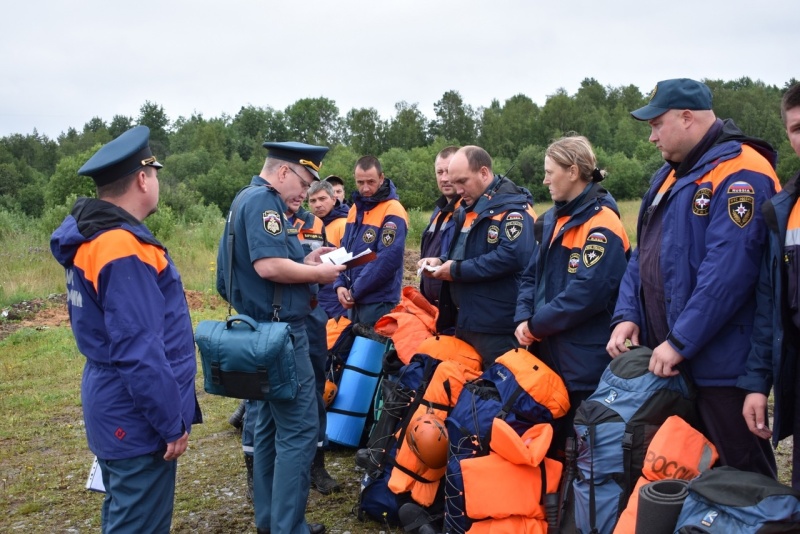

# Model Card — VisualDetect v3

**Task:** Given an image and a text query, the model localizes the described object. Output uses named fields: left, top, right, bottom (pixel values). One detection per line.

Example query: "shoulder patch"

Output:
left=583, top=244, right=605, bottom=268
left=363, top=228, right=377, bottom=244
left=504, top=219, right=524, bottom=241
left=727, top=181, right=754, bottom=195
left=505, top=211, right=524, bottom=221
left=728, top=196, right=754, bottom=228
left=692, top=188, right=712, bottom=216
left=263, top=210, right=282, bottom=236
left=587, top=232, right=607, bottom=244
left=381, top=226, right=396, bottom=246
left=487, top=225, right=499, bottom=244
left=568, top=253, right=580, bottom=274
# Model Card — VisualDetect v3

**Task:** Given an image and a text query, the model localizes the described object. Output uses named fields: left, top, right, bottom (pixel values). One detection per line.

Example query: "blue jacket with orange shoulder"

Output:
left=334, top=178, right=408, bottom=305
left=516, top=182, right=630, bottom=392
left=50, top=197, right=201, bottom=460
left=738, top=171, right=800, bottom=444
left=437, top=176, right=536, bottom=335
left=613, top=120, right=780, bottom=386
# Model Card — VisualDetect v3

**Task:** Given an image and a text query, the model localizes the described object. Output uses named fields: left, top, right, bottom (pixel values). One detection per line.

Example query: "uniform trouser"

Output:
left=697, top=385, right=777, bottom=479
left=349, top=301, right=395, bottom=328
left=307, top=306, right=329, bottom=445
left=253, top=325, right=319, bottom=534
left=455, top=329, right=519, bottom=367
left=98, top=452, right=177, bottom=534
left=242, top=400, right=255, bottom=457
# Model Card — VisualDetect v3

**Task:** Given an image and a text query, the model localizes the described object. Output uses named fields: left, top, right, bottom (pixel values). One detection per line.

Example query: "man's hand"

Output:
left=515, top=321, right=536, bottom=346
left=648, top=341, right=684, bottom=377
left=315, top=263, right=345, bottom=284
left=431, top=260, right=454, bottom=281
left=337, top=287, right=355, bottom=309
left=607, top=321, right=640, bottom=357
left=305, top=246, right=336, bottom=265
left=417, top=257, right=443, bottom=277
left=164, top=432, right=189, bottom=461
left=743, top=392, right=772, bottom=440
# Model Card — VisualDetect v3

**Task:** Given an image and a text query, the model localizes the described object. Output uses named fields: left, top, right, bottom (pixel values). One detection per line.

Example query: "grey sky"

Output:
left=1, top=0, right=796, bottom=139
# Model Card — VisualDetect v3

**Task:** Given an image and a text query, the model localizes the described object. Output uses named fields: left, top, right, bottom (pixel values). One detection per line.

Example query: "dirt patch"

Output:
left=0, top=290, right=224, bottom=342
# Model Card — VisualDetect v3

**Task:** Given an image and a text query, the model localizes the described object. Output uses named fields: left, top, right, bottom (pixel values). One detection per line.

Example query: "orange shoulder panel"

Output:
left=73, top=229, right=168, bottom=292
left=702, top=144, right=780, bottom=193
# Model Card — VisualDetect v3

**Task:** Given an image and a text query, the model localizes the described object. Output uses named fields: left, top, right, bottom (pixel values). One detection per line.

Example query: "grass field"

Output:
left=0, top=198, right=792, bottom=532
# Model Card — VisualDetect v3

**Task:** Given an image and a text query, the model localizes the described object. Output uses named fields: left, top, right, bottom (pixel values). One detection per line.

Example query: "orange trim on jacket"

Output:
left=74, top=228, right=169, bottom=292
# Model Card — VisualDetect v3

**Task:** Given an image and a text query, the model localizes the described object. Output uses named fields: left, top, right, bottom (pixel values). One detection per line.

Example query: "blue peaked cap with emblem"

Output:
left=78, top=125, right=163, bottom=186
left=262, top=141, right=329, bottom=180
left=631, top=78, right=713, bottom=121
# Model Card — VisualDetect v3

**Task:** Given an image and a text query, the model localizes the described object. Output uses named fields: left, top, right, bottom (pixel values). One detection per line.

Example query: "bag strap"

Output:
left=226, top=185, right=283, bottom=320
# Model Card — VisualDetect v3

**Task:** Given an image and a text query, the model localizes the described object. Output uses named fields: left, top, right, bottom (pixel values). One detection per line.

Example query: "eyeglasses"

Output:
left=286, top=165, right=313, bottom=191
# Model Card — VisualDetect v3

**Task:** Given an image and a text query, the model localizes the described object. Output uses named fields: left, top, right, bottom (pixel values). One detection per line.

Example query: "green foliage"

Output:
left=1, top=76, right=797, bottom=215
left=37, top=194, right=76, bottom=237
left=146, top=204, right=177, bottom=241
left=45, top=149, right=97, bottom=209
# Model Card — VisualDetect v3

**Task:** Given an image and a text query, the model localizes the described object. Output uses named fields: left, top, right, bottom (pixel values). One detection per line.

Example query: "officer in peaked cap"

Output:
left=50, top=124, right=201, bottom=533
left=217, top=140, right=342, bottom=534
left=79, top=125, right=163, bottom=186
left=262, top=141, right=328, bottom=180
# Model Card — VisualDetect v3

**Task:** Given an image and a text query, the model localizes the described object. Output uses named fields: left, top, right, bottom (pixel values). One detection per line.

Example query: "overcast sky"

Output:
left=2, top=0, right=797, bottom=139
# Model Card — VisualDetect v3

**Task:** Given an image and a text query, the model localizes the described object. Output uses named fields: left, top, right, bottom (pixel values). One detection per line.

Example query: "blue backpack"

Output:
left=674, top=466, right=800, bottom=533
left=443, top=349, right=569, bottom=534
left=572, top=346, right=699, bottom=534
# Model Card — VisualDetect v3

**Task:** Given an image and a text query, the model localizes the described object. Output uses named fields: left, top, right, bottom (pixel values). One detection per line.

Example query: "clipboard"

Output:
left=85, top=456, right=106, bottom=493
left=320, top=247, right=377, bottom=268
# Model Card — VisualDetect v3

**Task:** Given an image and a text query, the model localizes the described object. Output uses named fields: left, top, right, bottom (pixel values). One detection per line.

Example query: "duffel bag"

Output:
left=195, top=314, right=297, bottom=401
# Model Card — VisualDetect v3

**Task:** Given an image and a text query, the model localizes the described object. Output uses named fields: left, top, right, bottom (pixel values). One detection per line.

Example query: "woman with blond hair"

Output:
left=515, top=135, right=631, bottom=457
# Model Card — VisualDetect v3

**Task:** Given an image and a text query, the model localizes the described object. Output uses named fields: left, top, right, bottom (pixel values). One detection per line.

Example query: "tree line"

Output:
left=1, top=77, right=798, bottom=226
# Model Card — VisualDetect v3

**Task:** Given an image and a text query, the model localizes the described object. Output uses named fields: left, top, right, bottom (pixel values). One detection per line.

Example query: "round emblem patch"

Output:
left=363, top=228, right=377, bottom=244
left=568, top=253, right=580, bottom=274
left=692, top=188, right=712, bottom=216
left=487, top=225, right=499, bottom=244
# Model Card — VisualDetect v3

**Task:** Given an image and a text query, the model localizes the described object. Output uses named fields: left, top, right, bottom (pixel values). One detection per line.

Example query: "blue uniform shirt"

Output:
left=217, top=176, right=311, bottom=323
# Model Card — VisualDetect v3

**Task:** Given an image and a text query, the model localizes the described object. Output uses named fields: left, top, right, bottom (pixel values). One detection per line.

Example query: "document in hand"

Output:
left=320, top=247, right=377, bottom=268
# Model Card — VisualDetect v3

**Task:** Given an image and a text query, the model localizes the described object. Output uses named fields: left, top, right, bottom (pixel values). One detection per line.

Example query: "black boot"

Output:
left=244, top=453, right=254, bottom=502
left=229, top=399, right=246, bottom=430
left=398, top=502, right=437, bottom=534
left=310, top=448, right=341, bottom=495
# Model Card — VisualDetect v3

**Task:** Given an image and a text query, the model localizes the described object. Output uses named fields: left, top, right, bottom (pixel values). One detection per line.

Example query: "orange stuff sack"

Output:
left=374, top=286, right=438, bottom=364
left=415, top=335, right=484, bottom=372
left=461, top=420, right=562, bottom=530
left=613, top=415, right=718, bottom=534
left=326, top=315, right=351, bottom=351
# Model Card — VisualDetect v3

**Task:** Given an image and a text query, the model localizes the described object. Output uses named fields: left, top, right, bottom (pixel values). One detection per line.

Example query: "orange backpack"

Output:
left=613, top=415, right=718, bottom=534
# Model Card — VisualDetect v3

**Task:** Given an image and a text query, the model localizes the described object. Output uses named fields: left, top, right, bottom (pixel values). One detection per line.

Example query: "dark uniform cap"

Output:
left=324, top=174, right=344, bottom=187
left=262, top=141, right=329, bottom=180
left=631, top=78, right=713, bottom=121
left=78, top=125, right=163, bottom=186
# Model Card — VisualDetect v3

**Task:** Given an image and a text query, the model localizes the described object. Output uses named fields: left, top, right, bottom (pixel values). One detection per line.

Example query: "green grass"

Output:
left=0, top=198, right=792, bottom=532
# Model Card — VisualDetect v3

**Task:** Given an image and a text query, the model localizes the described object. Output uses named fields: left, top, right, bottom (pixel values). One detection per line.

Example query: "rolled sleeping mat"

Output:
left=326, top=335, right=385, bottom=447
left=635, top=479, right=689, bottom=534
